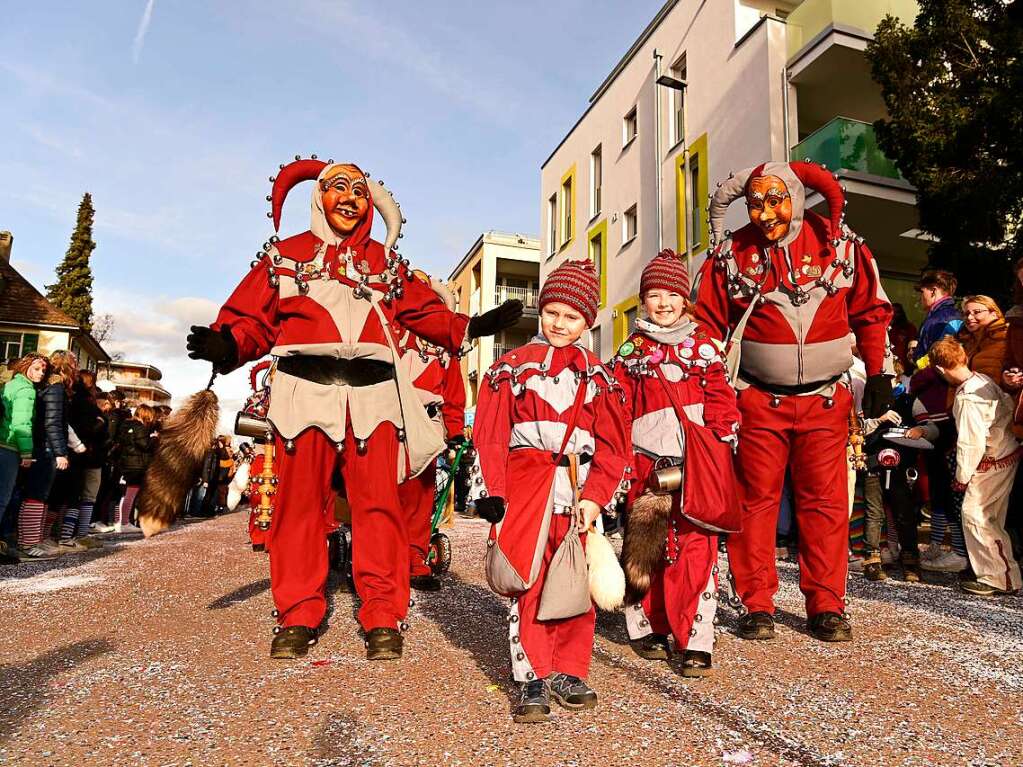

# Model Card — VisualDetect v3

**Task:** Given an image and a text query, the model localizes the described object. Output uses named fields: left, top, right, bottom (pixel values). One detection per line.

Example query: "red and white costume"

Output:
left=472, top=337, right=629, bottom=682
left=211, top=160, right=471, bottom=633
left=696, top=161, right=892, bottom=618
left=612, top=317, right=740, bottom=654
left=396, top=314, right=466, bottom=577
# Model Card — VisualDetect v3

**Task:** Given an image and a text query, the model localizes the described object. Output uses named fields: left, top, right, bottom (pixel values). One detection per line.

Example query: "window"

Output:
left=670, top=54, right=687, bottom=146
left=561, top=176, right=573, bottom=245
left=0, top=332, right=38, bottom=362
left=590, top=145, right=602, bottom=219
left=623, top=107, right=638, bottom=147
left=690, top=155, right=702, bottom=248
left=590, top=324, right=602, bottom=359
left=589, top=233, right=602, bottom=277
left=547, top=194, right=558, bottom=255
left=623, top=204, right=638, bottom=244
left=588, top=219, right=608, bottom=308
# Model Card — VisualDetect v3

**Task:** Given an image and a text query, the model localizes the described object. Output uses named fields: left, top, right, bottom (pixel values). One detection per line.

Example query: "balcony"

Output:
left=494, top=285, right=539, bottom=312
left=791, top=117, right=903, bottom=181
left=786, top=0, right=918, bottom=62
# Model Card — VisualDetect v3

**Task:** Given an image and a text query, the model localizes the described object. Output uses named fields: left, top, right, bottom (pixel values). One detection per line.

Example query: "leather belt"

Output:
left=276, top=356, right=395, bottom=387
left=739, top=368, right=842, bottom=396
left=555, top=453, right=592, bottom=467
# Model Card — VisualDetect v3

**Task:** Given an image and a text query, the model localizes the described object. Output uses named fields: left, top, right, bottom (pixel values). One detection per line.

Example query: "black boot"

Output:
left=736, top=611, right=775, bottom=640
left=365, top=627, right=403, bottom=660
left=681, top=650, right=713, bottom=678
left=270, top=626, right=317, bottom=659
left=410, top=573, right=442, bottom=592
left=548, top=673, right=597, bottom=710
left=630, top=633, right=671, bottom=660
left=808, top=611, right=852, bottom=642
left=513, top=678, right=550, bottom=723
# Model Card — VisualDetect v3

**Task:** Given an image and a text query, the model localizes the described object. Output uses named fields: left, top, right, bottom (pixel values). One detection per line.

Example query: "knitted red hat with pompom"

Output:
left=539, top=259, right=600, bottom=327
left=640, top=249, right=690, bottom=297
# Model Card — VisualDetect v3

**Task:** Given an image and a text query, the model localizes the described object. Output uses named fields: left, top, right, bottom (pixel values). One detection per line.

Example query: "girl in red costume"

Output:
left=472, top=260, right=629, bottom=724
left=611, top=250, right=740, bottom=677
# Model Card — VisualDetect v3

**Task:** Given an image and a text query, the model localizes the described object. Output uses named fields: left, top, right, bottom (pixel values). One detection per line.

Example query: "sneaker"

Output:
left=921, top=551, right=968, bottom=573
left=513, top=679, right=550, bottom=723
left=919, top=542, right=942, bottom=562
left=112, top=522, right=122, bottom=534
left=16, top=544, right=60, bottom=561
left=58, top=539, right=88, bottom=552
left=548, top=673, right=597, bottom=710
left=630, top=633, right=671, bottom=661
left=76, top=536, right=105, bottom=550
left=958, top=580, right=1017, bottom=597
left=90, top=522, right=115, bottom=533
left=118, top=523, right=141, bottom=534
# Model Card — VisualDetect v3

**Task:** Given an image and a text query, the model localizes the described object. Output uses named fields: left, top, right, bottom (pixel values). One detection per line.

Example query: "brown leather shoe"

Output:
left=365, top=627, right=403, bottom=660
left=681, top=650, right=713, bottom=678
left=736, top=611, right=775, bottom=640
left=808, top=612, right=852, bottom=642
left=270, top=626, right=318, bottom=659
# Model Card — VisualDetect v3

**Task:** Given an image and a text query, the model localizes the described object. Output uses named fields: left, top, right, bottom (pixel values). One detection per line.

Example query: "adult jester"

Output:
left=186, top=159, right=522, bottom=660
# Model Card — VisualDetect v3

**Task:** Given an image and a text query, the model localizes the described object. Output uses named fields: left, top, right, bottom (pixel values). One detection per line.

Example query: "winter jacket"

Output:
left=114, top=418, right=154, bottom=478
left=32, top=381, right=69, bottom=459
left=913, top=297, right=962, bottom=364
left=0, top=373, right=37, bottom=458
left=69, top=382, right=107, bottom=468
left=959, top=317, right=1008, bottom=384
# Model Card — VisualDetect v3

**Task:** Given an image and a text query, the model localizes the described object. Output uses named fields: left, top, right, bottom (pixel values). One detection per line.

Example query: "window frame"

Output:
left=622, top=106, right=638, bottom=148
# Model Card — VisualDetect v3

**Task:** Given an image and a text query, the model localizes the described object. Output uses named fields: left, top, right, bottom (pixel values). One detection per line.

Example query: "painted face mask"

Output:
left=745, top=175, right=793, bottom=243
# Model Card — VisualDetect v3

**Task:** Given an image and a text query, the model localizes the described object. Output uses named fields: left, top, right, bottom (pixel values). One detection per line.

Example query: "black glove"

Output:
left=186, top=325, right=238, bottom=373
left=467, top=300, right=524, bottom=339
left=475, top=496, right=506, bottom=524
left=862, top=374, right=893, bottom=419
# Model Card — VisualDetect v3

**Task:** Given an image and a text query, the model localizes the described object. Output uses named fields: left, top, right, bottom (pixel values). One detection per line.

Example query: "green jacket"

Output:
left=0, top=373, right=37, bottom=457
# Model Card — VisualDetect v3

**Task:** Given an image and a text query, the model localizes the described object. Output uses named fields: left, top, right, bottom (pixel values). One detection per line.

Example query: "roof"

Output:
left=106, top=360, right=164, bottom=378
left=0, top=258, right=79, bottom=328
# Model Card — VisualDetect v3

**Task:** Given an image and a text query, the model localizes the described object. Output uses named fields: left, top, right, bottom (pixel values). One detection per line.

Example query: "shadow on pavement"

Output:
left=313, top=712, right=377, bottom=765
left=0, top=638, right=114, bottom=743
left=415, top=573, right=518, bottom=706
left=0, top=543, right=125, bottom=582
left=207, top=578, right=271, bottom=610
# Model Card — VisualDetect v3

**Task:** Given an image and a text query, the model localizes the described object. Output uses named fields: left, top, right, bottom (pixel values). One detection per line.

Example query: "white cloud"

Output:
left=132, top=0, right=156, bottom=64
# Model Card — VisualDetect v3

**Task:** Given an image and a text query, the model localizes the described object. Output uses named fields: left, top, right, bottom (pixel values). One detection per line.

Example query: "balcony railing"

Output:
left=791, top=117, right=903, bottom=181
left=493, top=345, right=514, bottom=359
left=786, top=0, right=919, bottom=60
left=494, top=285, right=539, bottom=309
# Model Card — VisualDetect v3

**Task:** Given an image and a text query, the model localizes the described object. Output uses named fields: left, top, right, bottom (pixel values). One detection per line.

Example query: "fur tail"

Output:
left=137, top=389, right=220, bottom=538
left=587, top=525, right=625, bottom=611
left=621, top=491, right=671, bottom=604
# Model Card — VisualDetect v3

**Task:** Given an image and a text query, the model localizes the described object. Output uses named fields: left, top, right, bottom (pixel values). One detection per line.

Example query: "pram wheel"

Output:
left=428, top=532, right=452, bottom=575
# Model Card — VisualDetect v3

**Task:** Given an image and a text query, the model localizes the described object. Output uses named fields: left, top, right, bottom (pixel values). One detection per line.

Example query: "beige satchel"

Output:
left=724, top=293, right=760, bottom=381
left=537, top=453, right=592, bottom=621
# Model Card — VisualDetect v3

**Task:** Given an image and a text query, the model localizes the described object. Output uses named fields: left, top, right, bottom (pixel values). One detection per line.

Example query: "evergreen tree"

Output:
left=867, top=0, right=1023, bottom=299
left=47, top=193, right=96, bottom=330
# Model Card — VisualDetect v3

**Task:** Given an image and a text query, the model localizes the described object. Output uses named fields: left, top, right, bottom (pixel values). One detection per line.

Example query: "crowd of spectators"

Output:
left=0, top=350, right=176, bottom=566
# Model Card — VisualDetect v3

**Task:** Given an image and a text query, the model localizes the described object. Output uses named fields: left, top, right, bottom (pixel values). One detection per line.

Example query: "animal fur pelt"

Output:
left=586, top=518, right=625, bottom=611
left=226, top=460, right=250, bottom=511
left=137, top=389, right=220, bottom=538
left=621, top=491, right=672, bottom=604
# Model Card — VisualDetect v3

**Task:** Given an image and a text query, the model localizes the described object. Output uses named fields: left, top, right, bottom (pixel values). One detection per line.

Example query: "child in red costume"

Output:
left=611, top=250, right=740, bottom=678
left=396, top=272, right=466, bottom=592
left=472, top=260, right=629, bottom=724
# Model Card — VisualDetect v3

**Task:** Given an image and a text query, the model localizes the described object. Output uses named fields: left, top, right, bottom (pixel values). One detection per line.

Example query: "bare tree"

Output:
left=92, top=313, right=115, bottom=344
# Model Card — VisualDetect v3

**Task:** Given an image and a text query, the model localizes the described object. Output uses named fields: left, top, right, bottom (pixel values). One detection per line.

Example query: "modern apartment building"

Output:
left=98, top=360, right=172, bottom=408
left=540, top=0, right=923, bottom=360
left=447, top=231, right=541, bottom=409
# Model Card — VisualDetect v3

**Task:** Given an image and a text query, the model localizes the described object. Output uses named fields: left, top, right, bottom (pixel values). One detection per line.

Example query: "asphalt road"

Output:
left=1, top=513, right=1021, bottom=767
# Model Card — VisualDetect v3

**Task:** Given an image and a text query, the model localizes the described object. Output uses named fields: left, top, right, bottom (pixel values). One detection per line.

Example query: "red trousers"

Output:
left=510, top=515, right=594, bottom=682
left=728, top=384, right=851, bottom=617
left=247, top=506, right=269, bottom=550
left=399, top=461, right=436, bottom=577
left=626, top=519, right=717, bottom=650
left=269, top=421, right=409, bottom=631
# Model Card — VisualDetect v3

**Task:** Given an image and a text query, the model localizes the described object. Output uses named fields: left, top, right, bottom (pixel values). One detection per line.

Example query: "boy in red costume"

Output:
left=696, top=161, right=892, bottom=643
left=186, top=159, right=521, bottom=660
left=396, top=272, right=466, bottom=592
left=611, top=250, right=740, bottom=677
left=472, top=260, right=629, bottom=724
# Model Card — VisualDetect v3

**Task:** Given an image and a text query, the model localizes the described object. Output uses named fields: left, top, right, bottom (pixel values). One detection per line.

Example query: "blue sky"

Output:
left=0, top=0, right=664, bottom=417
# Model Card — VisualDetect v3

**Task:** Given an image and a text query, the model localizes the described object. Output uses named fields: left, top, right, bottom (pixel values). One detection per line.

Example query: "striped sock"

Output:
left=76, top=502, right=95, bottom=537
left=17, top=500, right=46, bottom=547
left=60, top=508, right=81, bottom=543
left=948, top=519, right=968, bottom=557
left=930, top=507, right=948, bottom=547
left=44, top=505, right=63, bottom=539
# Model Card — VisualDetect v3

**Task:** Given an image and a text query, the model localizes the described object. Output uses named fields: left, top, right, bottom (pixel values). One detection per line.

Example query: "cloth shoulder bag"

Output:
left=536, top=452, right=592, bottom=621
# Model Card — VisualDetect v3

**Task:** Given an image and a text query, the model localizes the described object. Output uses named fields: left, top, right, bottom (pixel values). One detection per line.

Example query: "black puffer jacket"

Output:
left=32, top=382, right=69, bottom=459
left=70, top=382, right=107, bottom=468
left=114, top=417, right=154, bottom=481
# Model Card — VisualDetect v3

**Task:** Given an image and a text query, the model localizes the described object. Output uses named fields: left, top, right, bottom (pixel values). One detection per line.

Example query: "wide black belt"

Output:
left=276, top=356, right=395, bottom=387
left=738, top=368, right=842, bottom=396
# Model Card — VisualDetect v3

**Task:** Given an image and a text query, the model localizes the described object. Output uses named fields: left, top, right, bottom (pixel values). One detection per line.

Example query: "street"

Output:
left=1, top=513, right=1021, bottom=767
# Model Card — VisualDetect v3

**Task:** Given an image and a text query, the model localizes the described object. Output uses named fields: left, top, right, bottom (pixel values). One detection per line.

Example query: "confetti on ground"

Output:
left=1, top=513, right=1020, bottom=766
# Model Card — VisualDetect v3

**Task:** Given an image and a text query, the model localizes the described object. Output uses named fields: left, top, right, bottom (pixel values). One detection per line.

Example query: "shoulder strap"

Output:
left=653, top=364, right=691, bottom=427
left=553, top=377, right=589, bottom=464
